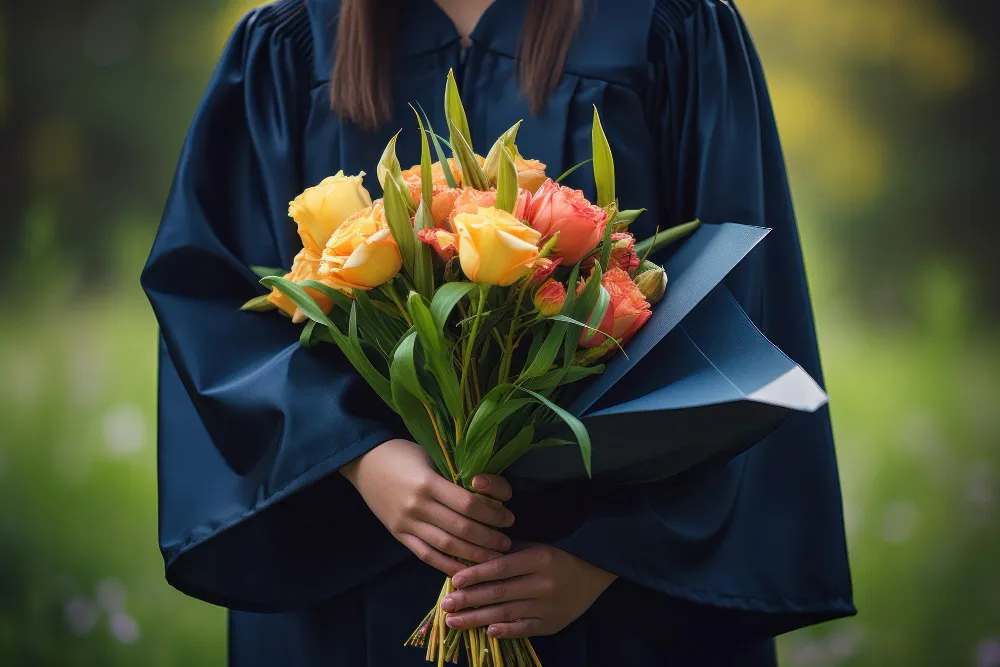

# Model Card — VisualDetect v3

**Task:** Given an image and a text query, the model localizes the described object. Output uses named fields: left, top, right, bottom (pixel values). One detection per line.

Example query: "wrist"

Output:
left=339, top=438, right=410, bottom=486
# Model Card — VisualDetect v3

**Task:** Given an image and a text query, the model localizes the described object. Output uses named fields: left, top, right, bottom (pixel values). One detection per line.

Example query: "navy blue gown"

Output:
left=141, top=0, right=855, bottom=664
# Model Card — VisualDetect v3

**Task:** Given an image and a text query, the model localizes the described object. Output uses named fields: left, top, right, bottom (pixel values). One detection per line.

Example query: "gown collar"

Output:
left=305, top=0, right=526, bottom=80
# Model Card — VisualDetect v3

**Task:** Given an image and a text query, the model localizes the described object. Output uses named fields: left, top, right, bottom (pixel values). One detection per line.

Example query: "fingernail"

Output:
left=488, top=625, right=502, bottom=637
left=500, top=537, right=512, bottom=551
left=441, top=596, right=455, bottom=612
left=472, top=476, right=489, bottom=490
left=446, top=616, right=459, bottom=628
left=505, top=511, right=515, bottom=526
left=452, top=576, right=466, bottom=588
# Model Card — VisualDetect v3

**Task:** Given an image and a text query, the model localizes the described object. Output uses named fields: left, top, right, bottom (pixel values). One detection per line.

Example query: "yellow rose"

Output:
left=318, top=201, right=402, bottom=290
left=515, top=157, right=548, bottom=195
left=267, top=248, right=348, bottom=323
left=289, top=171, right=372, bottom=254
left=452, top=207, right=542, bottom=286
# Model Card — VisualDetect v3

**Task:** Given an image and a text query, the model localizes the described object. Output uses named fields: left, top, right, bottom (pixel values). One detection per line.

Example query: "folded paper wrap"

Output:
left=508, top=223, right=828, bottom=484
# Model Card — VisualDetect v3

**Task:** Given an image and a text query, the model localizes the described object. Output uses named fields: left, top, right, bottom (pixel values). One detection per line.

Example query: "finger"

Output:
left=470, top=475, right=513, bottom=502
left=451, top=550, right=538, bottom=589
left=418, top=501, right=511, bottom=552
left=430, top=477, right=514, bottom=528
left=487, top=619, right=548, bottom=639
left=441, top=574, right=540, bottom=611
left=410, top=522, right=503, bottom=564
left=445, top=601, right=539, bottom=630
left=397, top=533, right=464, bottom=577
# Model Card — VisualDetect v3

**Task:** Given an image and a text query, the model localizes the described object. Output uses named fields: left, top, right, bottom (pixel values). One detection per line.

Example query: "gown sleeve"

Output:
left=140, top=3, right=410, bottom=613
left=551, top=0, right=855, bottom=638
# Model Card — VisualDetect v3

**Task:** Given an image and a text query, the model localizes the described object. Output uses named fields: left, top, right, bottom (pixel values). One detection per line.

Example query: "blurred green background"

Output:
left=1, top=1, right=998, bottom=665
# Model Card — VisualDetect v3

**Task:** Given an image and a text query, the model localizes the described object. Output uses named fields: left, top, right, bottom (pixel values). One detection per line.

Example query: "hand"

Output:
left=442, top=543, right=617, bottom=638
left=341, top=439, right=515, bottom=576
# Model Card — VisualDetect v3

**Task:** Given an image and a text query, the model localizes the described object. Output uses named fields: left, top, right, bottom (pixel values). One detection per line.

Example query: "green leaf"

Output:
left=298, top=280, right=354, bottom=312
left=614, top=209, right=646, bottom=225
left=390, top=341, right=450, bottom=476
left=262, top=277, right=393, bottom=407
left=485, top=424, right=534, bottom=475
left=416, top=102, right=459, bottom=189
left=523, top=364, right=605, bottom=391
left=518, top=320, right=567, bottom=380
left=518, top=388, right=592, bottom=477
left=411, top=105, right=434, bottom=206
left=634, top=219, right=702, bottom=258
left=483, top=120, right=522, bottom=186
left=599, top=205, right=616, bottom=270
left=430, top=282, right=477, bottom=332
left=407, top=291, right=465, bottom=420
left=555, top=158, right=593, bottom=184
left=495, top=146, right=518, bottom=214
left=382, top=166, right=417, bottom=275
left=444, top=69, right=473, bottom=156
left=299, top=320, right=318, bottom=348
left=591, top=106, right=615, bottom=208
left=450, top=120, right=488, bottom=190
left=412, top=202, right=436, bottom=298
left=250, top=265, right=286, bottom=279
left=392, top=333, right=431, bottom=402
left=240, top=294, right=277, bottom=312
left=459, top=383, right=533, bottom=482
left=582, top=284, right=610, bottom=344
left=563, top=261, right=603, bottom=365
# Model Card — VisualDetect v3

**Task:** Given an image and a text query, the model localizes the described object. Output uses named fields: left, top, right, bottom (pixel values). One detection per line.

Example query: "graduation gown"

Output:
left=141, top=0, right=855, bottom=664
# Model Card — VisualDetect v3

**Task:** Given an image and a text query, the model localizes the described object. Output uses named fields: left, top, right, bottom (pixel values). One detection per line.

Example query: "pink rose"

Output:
left=579, top=268, right=652, bottom=348
left=417, top=227, right=458, bottom=262
left=527, top=179, right=608, bottom=265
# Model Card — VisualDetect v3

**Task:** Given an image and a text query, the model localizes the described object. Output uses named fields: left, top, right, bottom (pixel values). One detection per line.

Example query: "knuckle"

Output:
left=452, top=518, right=471, bottom=537
left=539, top=578, right=556, bottom=597
left=459, top=495, right=477, bottom=514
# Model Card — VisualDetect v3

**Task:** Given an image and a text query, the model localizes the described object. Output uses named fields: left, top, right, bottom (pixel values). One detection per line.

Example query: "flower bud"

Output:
left=533, top=279, right=567, bottom=316
left=634, top=266, right=668, bottom=305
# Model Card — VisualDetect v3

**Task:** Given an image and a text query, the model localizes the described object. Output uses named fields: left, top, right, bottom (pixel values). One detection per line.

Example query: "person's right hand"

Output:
left=340, top=439, right=515, bottom=576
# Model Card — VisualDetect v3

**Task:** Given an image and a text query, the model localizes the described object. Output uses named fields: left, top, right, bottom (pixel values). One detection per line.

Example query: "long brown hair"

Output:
left=331, top=0, right=583, bottom=131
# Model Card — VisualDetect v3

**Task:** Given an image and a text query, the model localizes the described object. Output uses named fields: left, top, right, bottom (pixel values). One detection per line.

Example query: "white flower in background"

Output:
left=108, top=612, right=140, bottom=645
left=68, top=341, right=107, bottom=408
left=881, top=500, right=919, bottom=544
left=826, top=620, right=865, bottom=660
left=966, top=460, right=994, bottom=509
left=64, top=596, right=99, bottom=636
left=977, top=638, right=1000, bottom=667
left=102, top=404, right=146, bottom=457
left=96, top=578, right=127, bottom=614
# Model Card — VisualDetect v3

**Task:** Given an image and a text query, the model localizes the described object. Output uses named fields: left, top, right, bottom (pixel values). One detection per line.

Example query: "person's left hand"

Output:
left=442, top=543, right=617, bottom=639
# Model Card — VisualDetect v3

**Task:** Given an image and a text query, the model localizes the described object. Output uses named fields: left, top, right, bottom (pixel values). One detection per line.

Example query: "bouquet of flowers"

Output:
left=241, top=71, right=827, bottom=666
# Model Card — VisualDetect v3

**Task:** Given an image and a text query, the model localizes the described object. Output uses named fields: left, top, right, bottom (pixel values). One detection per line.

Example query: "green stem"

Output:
left=381, top=281, right=412, bottom=326
left=499, top=282, right=530, bottom=385
left=459, top=284, right=489, bottom=410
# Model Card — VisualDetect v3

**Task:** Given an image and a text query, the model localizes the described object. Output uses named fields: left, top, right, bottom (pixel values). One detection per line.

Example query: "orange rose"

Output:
left=579, top=268, right=651, bottom=348
left=533, top=279, right=567, bottom=316
left=448, top=187, right=532, bottom=225
left=267, top=248, right=342, bottom=322
left=527, top=179, right=608, bottom=265
left=401, top=154, right=485, bottom=189
left=406, top=176, right=461, bottom=227
left=515, top=157, right=548, bottom=194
